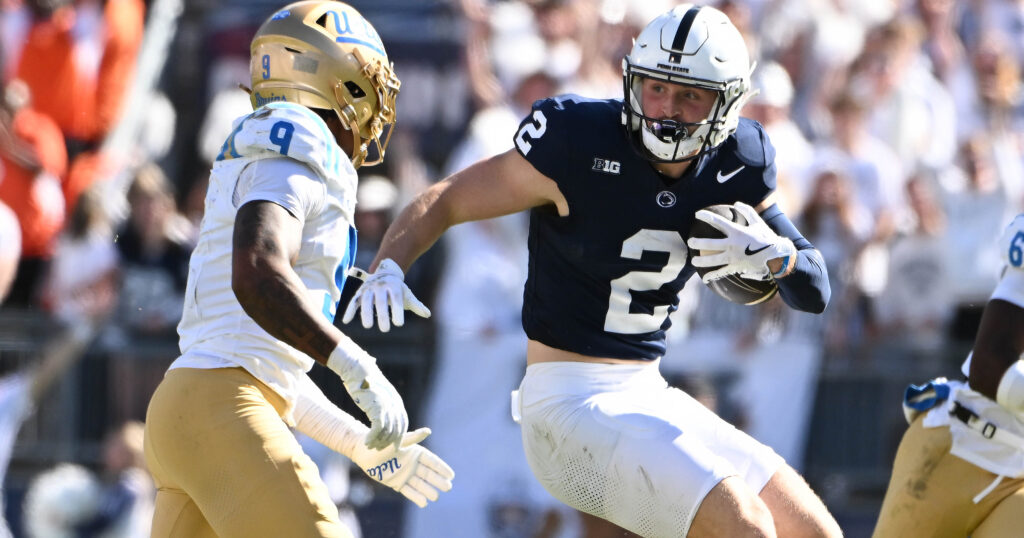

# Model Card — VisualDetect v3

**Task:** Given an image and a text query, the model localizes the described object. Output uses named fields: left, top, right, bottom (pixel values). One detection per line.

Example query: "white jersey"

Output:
left=173, top=103, right=357, bottom=421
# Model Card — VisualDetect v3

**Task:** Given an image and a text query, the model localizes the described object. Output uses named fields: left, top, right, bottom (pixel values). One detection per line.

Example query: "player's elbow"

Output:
left=779, top=278, right=830, bottom=314
left=808, top=282, right=830, bottom=314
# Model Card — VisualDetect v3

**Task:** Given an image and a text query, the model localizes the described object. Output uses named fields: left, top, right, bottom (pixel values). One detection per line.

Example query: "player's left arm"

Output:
left=754, top=196, right=831, bottom=314
left=967, top=297, right=1024, bottom=401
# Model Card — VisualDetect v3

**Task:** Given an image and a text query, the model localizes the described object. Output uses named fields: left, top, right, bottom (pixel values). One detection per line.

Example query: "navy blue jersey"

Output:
left=516, top=95, right=780, bottom=360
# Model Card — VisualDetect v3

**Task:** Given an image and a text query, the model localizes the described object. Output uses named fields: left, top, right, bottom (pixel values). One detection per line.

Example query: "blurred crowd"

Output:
left=2, top=0, right=1024, bottom=536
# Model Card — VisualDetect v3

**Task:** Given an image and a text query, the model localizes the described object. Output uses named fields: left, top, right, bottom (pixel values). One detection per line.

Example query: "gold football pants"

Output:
left=143, top=367, right=351, bottom=538
left=873, top=416, right=1024, bottom=537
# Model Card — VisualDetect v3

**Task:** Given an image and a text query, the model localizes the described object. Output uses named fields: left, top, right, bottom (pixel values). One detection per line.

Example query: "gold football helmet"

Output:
left=250, top=1, right=400, bottom=168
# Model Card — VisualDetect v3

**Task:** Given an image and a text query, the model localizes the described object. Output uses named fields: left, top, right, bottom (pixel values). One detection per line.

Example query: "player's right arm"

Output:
left=969, top=214, right=1024, bottom=407
left=342, top=148, right=567, bottom=330
left=377, top=148, right=567, bottom=271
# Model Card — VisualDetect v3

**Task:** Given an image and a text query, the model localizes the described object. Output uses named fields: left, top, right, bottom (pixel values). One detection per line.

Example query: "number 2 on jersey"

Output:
left=604, top=229, right=689, bottom=334
left=515, top=110, right=548, bottom=154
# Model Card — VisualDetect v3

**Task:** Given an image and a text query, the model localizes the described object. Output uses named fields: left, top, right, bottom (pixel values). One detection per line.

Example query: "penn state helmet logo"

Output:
left=656, top=191, right=677, bottom=208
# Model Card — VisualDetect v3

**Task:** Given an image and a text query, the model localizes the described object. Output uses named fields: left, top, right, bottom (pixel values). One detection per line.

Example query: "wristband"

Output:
left=326, top=337, right=375, bottom=382
left=772, top=252, right=792, bottom=279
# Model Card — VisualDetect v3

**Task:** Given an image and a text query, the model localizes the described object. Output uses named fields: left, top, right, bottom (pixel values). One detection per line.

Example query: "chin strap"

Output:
left=338, top=104, right=365, bottom=168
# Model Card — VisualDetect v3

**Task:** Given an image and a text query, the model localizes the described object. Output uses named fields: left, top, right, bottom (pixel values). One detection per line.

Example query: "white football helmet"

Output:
left=622, top=4, right=755, bottom=162
left=250, top=1, right=400, bottom=168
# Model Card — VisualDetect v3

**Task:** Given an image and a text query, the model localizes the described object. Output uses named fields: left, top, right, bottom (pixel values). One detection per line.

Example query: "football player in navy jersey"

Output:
left=345, top=4, right=838, bottom=537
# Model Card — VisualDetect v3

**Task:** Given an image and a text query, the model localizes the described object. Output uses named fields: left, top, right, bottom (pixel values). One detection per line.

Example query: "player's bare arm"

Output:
left=969, top=299, right=1024, bottom=399
left=371, top=148, right=567, bottom=272
left=232, top=200, right=341, bottom=364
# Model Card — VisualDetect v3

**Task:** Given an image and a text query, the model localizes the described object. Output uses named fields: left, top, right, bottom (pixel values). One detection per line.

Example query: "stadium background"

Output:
left=1, top=0, right=1020, bottom=536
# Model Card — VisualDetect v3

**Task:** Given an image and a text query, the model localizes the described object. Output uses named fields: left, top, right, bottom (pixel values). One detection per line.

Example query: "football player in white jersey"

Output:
left=142, top=3, right=452, bottom=537
left=874, top=213, right=1024, bottom=537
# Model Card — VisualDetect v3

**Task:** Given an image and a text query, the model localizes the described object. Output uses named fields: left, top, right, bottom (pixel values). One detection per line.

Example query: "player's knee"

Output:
left=689, top=477, right=777, bottom=538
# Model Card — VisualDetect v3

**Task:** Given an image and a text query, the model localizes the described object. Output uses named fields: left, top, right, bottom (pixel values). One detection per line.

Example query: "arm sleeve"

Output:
left=292, top=373, right=367, bottom=458
left=762, top=204, right=831, bottom=313
left=234, top=157, right=326, bottom=223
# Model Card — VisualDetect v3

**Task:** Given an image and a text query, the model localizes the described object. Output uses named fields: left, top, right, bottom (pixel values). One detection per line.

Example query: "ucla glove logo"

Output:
left=366, top=458, right=401, bottom=480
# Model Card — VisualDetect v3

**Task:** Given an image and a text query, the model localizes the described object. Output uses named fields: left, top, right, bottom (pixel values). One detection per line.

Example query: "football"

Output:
left=688, top=204, right=779, bottom=305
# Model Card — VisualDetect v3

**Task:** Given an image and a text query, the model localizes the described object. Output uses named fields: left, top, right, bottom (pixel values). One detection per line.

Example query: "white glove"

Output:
left=351, top=427, right=455, bottom=508
left=341, top=258, right=431, bottom=332
left=327, top=341, right=408, bottom=450
left=686, top=202, right=795, bottom=282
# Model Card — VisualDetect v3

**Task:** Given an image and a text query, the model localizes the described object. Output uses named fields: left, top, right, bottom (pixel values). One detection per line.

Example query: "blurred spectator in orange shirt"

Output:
left=0, top=79, right=68, bottom=308
left=14, top=0, right=144, bottom=151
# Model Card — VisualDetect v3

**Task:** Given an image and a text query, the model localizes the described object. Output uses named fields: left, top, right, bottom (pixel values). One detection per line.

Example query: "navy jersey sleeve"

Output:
left=731, top=118, right=777, bottom=205
left=513, top=97, right=573, bottom=185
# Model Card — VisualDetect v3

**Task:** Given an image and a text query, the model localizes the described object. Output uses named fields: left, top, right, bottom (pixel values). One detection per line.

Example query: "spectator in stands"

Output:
left=72, top=420, right=154, bottom=538
left=20, top=421, right=153, bottom=538
left=0, top=321, right=99, bottom=536
left=41, top=185, right=120, bottom=325
left=13, top=0, right=144, bottom=154
left=798, top=163, right=873, bottom=353
left=112, top=163, right=191, bottom=340
left=745, top=61, right=815, bottom=216
left=856, top=15, right=958, bottom=174
left=872, top=174, right=953, bottom=352
left=0, top=78, right=68, bottom=308
left=938, top=134, right=1023, bottom=342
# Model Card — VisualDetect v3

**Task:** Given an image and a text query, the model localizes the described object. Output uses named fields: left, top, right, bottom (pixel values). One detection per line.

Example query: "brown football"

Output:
left=688, top=204, right=779, bottom=305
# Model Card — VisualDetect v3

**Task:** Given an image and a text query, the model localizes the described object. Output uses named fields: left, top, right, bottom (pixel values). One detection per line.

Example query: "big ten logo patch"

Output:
left=592, top=158, right=621, bottom=175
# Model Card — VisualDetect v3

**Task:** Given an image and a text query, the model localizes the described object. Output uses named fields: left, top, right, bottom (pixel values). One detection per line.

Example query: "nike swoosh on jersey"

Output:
left=716, top=165, right=745, bottom=183
left=745, top=244, right=770, bottom=255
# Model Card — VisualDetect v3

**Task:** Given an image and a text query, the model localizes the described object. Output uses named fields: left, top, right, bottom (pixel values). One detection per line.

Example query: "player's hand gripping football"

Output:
left=342, top=258, right=431, bottom=332
left=327, top=343, right=408, bottom=450
left=350, top=427, right=455, bottom=508
left=687, top=202, right=795, bottom=282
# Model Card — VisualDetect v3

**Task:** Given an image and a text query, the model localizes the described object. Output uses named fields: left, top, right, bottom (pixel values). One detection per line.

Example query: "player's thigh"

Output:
left=873, top=417, right=993, bottom=538
left=759, top=464, right=842, bottom=538
left=973, top=486, right=1024, bottom=538
left=150, top=487, right=218, bottom=538
left=521, top=386, right=778, bottom=537
left=145, top=368, right=349, bottom=538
